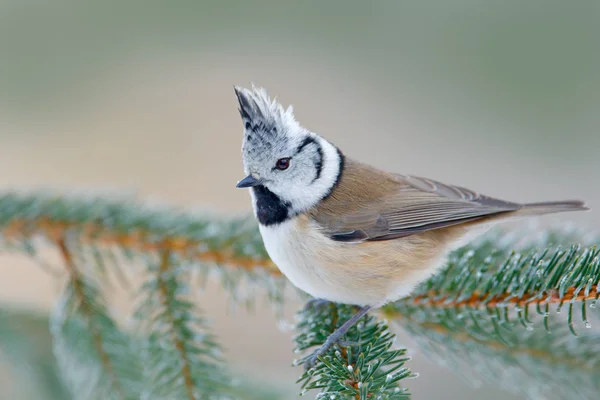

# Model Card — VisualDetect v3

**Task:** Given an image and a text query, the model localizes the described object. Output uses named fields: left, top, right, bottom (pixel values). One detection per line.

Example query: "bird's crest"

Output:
left=233, top=85, right=298, bottom=139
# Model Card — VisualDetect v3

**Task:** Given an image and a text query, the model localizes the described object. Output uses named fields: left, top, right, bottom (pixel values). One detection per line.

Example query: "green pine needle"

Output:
left=51, top=239, right=144, bottom=400
left=387, top=231, right=600, bottom=340
left=294, top=303, right=413, bottom=399
left=397, top=305, right=600, bottom=399
left=133, top=250, right=231, bottom=399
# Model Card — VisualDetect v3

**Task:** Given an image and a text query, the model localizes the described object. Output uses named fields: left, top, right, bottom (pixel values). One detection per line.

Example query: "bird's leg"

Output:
left=304, top=305, right=372, bottom=370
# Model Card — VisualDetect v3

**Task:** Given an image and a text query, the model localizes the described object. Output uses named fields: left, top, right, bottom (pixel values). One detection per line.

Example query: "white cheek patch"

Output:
left=285, top=137, right=341, bottom=214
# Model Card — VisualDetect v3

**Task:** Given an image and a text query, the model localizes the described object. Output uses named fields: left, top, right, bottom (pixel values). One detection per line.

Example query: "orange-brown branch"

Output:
left=157, top=250, right=196, bottom=400
left=10, top=217, right=597, bottom=314
left=409, top=285, right=599, bottom=310
left=57, top=238, right=125, bottom=398
left=3, top=217, right=279, bottom=275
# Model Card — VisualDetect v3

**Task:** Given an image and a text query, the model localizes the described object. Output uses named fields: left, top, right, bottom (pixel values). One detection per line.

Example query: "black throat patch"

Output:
left=252, top=185, right=291, bottom=226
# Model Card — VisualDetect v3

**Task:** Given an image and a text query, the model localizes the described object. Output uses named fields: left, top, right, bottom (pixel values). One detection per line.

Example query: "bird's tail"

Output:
left=515, top=200, right=589, bottom=217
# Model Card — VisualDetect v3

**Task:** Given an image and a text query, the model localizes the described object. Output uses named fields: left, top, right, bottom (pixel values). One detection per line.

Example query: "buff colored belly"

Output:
left=259, top=216, right=455, bottom=306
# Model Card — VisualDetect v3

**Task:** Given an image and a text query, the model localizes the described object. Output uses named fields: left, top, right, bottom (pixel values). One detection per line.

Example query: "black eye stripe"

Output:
left=296, top=137, right=317, bottom=154
left=292, top=136, right=325, bottom=182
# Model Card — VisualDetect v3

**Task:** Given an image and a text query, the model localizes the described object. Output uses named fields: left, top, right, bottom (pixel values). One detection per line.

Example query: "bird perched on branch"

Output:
left=233, top=85, right=588, bottom=368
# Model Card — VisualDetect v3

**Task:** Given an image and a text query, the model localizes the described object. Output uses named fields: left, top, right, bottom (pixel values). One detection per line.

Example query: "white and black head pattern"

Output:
left=234, top=85, right=344, bottom=226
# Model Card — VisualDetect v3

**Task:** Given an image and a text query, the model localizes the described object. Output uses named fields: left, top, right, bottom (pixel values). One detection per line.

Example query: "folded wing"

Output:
left=318, top=174, right=521, bottom=242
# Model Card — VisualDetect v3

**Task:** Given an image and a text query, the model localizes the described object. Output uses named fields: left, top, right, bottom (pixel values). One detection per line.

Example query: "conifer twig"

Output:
left=157, top=249, right=196, bottom=400
left=393, top=303, right=600, bottom=399
left=133, top=248, right=230, bottom=398
left=294, top=303, right=412, bottom=399
left=406, top=284, right=598, bottom=309
left=57, top=237, right=125, bottom=398
left=4, top=217, right=277, bottom=274
left=388, top=242, right=600, bottom=333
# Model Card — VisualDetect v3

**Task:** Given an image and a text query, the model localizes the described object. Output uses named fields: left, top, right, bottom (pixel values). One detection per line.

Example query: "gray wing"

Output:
left=322, top=175, right=521, bottom=242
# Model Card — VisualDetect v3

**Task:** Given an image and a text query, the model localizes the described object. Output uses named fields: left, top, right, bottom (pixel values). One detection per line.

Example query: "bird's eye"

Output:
left=275, top=158, right=291, bottom=170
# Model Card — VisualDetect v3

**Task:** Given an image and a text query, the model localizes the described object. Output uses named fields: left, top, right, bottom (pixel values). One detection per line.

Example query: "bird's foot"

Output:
left=302, top=305, right=372, bottom=371
left=302, top=338, right=360, bottom=370
left=303, top=335, right=340, bottom=371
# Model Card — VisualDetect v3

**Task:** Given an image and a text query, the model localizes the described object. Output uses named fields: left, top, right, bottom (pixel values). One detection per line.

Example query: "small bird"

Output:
left=233, top=85, right=588, bottom=367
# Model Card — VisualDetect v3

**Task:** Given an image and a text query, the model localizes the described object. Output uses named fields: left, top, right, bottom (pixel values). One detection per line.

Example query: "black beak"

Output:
left=236, top=175, right=262, bottom=188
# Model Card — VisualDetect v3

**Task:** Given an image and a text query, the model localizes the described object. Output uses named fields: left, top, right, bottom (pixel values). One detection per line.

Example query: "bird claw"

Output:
left=300, top=305, right=372, bottom=371
left=303, top=333, right=345, bottom=371
left=303, top=354, right=319, bottom=371
left=303, top=339, right=361, bottom=370
left=303, top=341, right=334, bottom=371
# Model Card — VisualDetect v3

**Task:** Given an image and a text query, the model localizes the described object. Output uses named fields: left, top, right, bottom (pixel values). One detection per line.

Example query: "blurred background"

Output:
left=0, top=1, right=599, bottom=399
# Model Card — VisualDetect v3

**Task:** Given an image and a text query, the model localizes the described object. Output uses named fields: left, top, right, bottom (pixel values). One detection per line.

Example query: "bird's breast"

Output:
left=259, top=217, right=338, bottom=301
left=258, top=215, right=455, bottom=306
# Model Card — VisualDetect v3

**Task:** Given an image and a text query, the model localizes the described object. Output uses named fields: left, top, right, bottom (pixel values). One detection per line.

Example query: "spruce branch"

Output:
left=156, top=250, right=199, bottom=400
left=407, top=246, right=599, bottom=310
left=52, top=236, right=143, bottom=400
left=394, top=304, right=600, bottom=400
left=0, top=192, right=276, bottom=275
left=0, top=192, right=284, bottom=399
left=1, top=191, right=598, bottom=399
left=385, top=233, right=600, bottom=337
left=133, top=249, right=230, bottom=399
left=381, top=232, right=600, bottom=399
left=294, top=303, right=413, bottom=399
left=57, top=238, right=125, bottom=396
